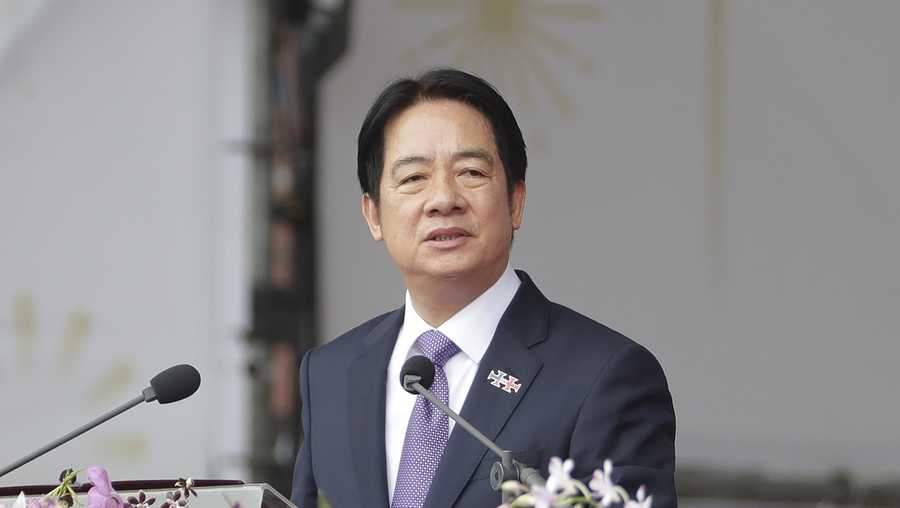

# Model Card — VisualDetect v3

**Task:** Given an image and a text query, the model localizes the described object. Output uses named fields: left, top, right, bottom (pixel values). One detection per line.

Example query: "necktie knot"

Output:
left=416, top=329, right=459, bottom=367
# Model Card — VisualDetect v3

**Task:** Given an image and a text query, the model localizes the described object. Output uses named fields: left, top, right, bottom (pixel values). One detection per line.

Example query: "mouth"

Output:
left=425, top=228, right=472, bottom=243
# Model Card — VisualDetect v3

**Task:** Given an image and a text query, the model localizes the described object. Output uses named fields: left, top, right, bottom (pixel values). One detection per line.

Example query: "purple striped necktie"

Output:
left=391, top=329, right=460, bottom=508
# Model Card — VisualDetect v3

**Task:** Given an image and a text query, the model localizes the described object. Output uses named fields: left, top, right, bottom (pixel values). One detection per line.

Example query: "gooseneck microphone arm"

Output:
left=0, top=393, right=148, bottom=478
left=402, top=364, right=545, bottom=505
left=0, top=364, right=200, bottom=480
left=404, top=374, right=511, bottom=461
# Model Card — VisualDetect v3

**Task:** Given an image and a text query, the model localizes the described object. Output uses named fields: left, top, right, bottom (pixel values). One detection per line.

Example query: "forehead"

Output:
left=383, top=99, right=497, bottom=158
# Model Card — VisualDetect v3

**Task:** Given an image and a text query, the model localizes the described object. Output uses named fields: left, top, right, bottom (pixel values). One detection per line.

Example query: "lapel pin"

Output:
left=487, top=369, right=522, bottom=394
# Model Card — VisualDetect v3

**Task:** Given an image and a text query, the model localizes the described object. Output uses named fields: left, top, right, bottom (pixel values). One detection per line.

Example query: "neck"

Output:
left=406, top=264, right=508, bottom=327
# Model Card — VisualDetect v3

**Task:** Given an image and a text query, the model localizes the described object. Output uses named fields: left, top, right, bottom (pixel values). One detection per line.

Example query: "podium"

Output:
left=0, top=481, right=297, bottom=508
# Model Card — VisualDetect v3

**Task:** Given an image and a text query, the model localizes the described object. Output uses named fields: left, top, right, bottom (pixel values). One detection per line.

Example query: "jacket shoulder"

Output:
left=513, top=270, right=659, bottom=363
left=543, top=300, right=668, bottom=375
left=308, top=308, right=401, bottom=360
left=546, top=301, right=634, bottom=349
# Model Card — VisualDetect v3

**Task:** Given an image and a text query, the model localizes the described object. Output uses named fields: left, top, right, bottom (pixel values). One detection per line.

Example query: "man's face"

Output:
left=361, top=99, right=525, bottom=288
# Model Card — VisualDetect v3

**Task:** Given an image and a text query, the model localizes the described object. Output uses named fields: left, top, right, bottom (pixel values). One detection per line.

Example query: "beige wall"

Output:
left=0, top=0, right=257, bottom=484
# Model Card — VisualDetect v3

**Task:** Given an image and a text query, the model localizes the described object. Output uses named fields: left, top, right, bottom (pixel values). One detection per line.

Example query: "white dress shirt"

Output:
left=384, top=265, right=521, bottom=500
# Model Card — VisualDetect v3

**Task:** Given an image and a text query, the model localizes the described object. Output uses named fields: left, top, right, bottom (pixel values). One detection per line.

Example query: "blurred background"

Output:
left=1, top=1, right=898, bottom=506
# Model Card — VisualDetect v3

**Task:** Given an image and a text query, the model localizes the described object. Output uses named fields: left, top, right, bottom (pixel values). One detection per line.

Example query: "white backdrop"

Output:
left=1, top=0, right=897, bottom=489
left=0, top=0, right=256, bottom=485
left=316, top=0, right=900, bottom=478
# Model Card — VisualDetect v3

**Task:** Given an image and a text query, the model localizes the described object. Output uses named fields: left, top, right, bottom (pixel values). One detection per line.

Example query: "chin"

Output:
left=420, top=262, right=480, bottom=281
left=427, top=268, right=472, bottom=281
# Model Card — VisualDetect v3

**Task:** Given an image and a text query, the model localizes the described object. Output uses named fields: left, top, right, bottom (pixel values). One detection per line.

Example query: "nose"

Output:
left=425, top=172, right=466, bottom=216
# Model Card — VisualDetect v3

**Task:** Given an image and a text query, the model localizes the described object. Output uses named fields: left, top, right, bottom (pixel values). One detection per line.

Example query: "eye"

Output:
left=399, top=174, right=426, bottom=185
left=462, top=168, right=487, bottom=178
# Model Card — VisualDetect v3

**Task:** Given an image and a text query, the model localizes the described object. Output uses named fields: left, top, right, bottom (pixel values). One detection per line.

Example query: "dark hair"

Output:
left=357, top=68, right=527, bottom=204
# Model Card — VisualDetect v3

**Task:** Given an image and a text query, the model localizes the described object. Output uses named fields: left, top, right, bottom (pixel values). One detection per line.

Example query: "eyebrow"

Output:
left=453, top=148, right=494, bottom=167
left=390, top=155, right=431, bottom=177
left=389, top=149, right=495, bottom=177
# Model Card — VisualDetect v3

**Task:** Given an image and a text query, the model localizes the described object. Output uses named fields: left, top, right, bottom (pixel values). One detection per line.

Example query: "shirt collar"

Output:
left=400, top=264, right=521, bottom=364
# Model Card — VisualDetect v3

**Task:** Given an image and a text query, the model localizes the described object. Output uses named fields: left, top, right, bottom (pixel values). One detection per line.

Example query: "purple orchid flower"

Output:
left=86, top=467, right=124, bottom=508
left=23, top=497, right=61, bottom=508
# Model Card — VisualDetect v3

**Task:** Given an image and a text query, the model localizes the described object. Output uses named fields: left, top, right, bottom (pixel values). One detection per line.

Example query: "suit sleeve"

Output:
left=291, top=349, right=319, bottom=508
left=570, top=342, right=677, bottom=507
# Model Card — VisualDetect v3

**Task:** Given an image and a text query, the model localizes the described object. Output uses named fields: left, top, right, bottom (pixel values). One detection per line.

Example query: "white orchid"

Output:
left=497, top=458, right=650, bottom=508
left=528, top=485, right=557, bottom=508
left=12, top=493, right=27, bottom=508
left=545, top=457, right=577, bottom=497
left=589, top=460, right=625, bottom=507
left=624, top=486, right=652, bottom=508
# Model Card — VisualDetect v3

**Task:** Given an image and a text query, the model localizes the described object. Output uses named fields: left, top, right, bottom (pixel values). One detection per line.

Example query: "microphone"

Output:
left=144, top=364, right=202, bottom=404
left=0, top=364, right=201, bottom=479
left=400, top=356, right=545, bottom=503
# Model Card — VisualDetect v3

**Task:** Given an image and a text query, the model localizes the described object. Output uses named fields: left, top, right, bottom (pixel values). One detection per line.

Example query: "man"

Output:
left=291, top=69, right=676, bottom=508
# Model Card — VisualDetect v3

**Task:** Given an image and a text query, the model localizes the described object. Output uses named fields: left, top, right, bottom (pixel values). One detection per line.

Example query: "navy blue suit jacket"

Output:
left=291, top=271, right=676, bottom=508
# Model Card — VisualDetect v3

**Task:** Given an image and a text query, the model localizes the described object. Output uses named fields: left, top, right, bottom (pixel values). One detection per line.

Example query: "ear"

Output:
left=510, top=180, right=526, bottom=230
left=361, top=193, right=383, bottom=241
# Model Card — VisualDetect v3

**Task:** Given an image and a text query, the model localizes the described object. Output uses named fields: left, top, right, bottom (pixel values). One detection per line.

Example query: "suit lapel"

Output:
left=348, top=308, right=404, bottom=508
left=424, top=271, right=550, bottom=508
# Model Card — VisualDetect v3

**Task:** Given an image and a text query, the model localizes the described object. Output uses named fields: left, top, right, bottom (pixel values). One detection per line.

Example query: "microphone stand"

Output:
left=404, top=375, right=545, bottom=504
left=0, top=387, right=158, bottom=479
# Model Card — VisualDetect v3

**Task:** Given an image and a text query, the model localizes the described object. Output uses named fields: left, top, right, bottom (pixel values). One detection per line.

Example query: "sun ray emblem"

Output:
left=397, top=0, right=602, bottom=118
left=3, top=291, right=148, bottom=462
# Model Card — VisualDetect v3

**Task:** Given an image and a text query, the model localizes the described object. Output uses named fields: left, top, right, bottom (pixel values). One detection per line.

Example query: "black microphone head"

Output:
left=149, top=364, right=201, bottom=404
left=400, top=355, right=435, bottom=394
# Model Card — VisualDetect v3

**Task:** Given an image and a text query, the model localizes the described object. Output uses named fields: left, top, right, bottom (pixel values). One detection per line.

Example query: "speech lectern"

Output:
left=0, top=480, right=296, bottom=508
